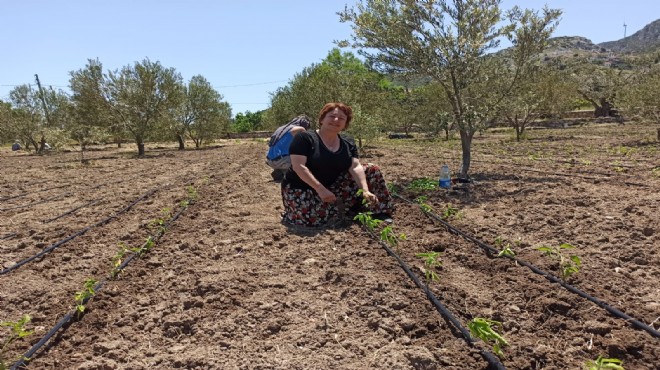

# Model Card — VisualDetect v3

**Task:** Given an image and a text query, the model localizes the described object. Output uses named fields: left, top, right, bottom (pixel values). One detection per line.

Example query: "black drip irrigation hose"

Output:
left=10, top=200, right=192, bottom=370
left=0, top=193, right=72, bottom=212
left=41, top=199, right=101, bottom=224
left=489, top=162, right=649, bottom=188
left=1, top=233, right=17, bottom=241
left=362, top=227, right=506, bottom=370
left=0, top=184, right=69, bottom=202
left=0, top=188, right=158, bottom=276
left=394, top=194, right=660, bottom=339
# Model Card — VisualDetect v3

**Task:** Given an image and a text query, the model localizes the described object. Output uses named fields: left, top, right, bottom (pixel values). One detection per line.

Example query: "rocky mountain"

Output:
left=598, top=19, right=660, bottom=53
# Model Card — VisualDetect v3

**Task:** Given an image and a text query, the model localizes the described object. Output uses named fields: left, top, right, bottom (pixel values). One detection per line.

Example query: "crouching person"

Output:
left=266, top=115, right=311, bottom=181
left=281, top=102, right=394, bottom=227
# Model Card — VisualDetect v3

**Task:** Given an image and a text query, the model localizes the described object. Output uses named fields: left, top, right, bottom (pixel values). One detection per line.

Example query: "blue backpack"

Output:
left=266, top=131, right=295, bottom=161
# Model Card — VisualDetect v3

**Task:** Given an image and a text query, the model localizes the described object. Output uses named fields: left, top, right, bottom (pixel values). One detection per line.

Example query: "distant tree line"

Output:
left=0, top=58, right=232, bottom=155
left=2, top=1, right=659, bottom=167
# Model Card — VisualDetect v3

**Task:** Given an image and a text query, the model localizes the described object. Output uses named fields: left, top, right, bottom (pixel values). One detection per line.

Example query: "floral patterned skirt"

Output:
left=281, top=163, right=394, bottom=227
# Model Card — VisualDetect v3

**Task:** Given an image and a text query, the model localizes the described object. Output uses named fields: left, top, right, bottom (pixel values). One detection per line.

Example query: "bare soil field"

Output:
left=1, top=122, right=658, bottom=370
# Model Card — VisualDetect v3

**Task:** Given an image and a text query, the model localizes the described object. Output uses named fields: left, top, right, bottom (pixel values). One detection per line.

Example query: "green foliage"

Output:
left=584, top=356, right=625, bottom=370
left=354, top=212, right=382, bottom=232
left=494, top=237, right=517, bottom=257
left=0, top=314, right=33, bottom=370
left=105, top=58, right=185, bottom=155
left=380, top=225, right=406, bottom=251
left=407, top=178, right=438, bottom=192
left=468, top=318, right=509, bottom=357
left=386, top=182, right=399, bottom=195
left=340, top=0, right=561, bottom=175
left=414, top=196, right=433, bottom=213
left=441, top=204, right=460, bottom=220
left=74, top=278, right=98, bottom=315
left=149, top=207, right=173, bottom=234
left=537, top=243, right=581, bottom=279
left=186, top=185, right=199, bottom=201
left=416, top=251, right=442, bottom=282
left=110, top=245, right=129, bottom=278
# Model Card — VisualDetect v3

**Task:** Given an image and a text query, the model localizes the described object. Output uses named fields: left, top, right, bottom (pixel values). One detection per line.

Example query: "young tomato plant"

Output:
left=380, top=225, right=406, bottom=252
left=110, top=244, right=129, bottom=279
left=0, top=314, right=33, bottom=370
left=442, top=204, right=461, bottom=219
left=416, top=251, right=442, bottom=282
left=415, top=196, right=433, bottom=213
left=537, top=243, right=581, bottom=280
left=585, top=356, right=625, bottom=370
left=354, top=212, right=383, bottom=232
left=74, top=278, right=98, bottom=316
left=494, top=237, right=516, bottom=257
left=468, top=317, right=509, bottom=357
left=407, top=178, right=437, bottom=192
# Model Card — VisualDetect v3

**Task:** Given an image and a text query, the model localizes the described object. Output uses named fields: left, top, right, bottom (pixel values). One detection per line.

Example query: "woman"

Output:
left=281, top=102, right=394, bottom=227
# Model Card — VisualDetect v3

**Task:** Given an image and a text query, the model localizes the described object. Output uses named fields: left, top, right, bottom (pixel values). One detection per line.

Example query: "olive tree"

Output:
left=69, top=58, right=114, bottom=153
left=339, top=0, right=561, bottom=176
left=619, top=57, right=660, bottom=140
left=105, top=59, right=184, bottom=156
left=177, top=75, right=231, bottom=148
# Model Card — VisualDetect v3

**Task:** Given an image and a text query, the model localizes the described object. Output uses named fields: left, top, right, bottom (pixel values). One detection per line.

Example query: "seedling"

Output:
left=468, top=317, right=509, bottom=357
left=110, top=245, right=129, bottom=278
left=494, top=237, right=516, bottom=257
left=354, top=212, right=383, bottom=232
left=74, top=278, right=98, bottom=316
left=380, top=225, right=406, bottom=251
left=0, top=314, right=33, bottom=370
left=386, top=182, right=399, bottom=195
left=537, top=243, right=581, bottom=280
left=442, top=204, right=460, bottom=219
left=186, top=185, right=198, bottom=201
left=148, top=207, right=172, bottom=233
left=407, top=178, right=437, bottom=192
left=415, top=196, right=433, bottom=213
left=585, top=356, right=624, bottom=370
left=416, top=251, right=442, bottom=282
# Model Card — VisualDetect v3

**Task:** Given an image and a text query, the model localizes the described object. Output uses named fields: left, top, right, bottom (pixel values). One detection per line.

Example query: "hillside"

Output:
left=599, top=19, right=660, bottom=53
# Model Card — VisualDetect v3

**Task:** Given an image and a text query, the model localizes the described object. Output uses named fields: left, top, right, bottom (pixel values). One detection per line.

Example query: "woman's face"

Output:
left=320, top=108, right=348, bottom=131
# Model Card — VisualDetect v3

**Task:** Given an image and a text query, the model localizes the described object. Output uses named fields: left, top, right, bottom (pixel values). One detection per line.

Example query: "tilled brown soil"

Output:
left=0, top=122, right=658, bottom=370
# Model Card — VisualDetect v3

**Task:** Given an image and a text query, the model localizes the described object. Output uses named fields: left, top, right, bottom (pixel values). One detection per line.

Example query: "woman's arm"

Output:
left=290, top=154, right=336, bottom=202
left=348, top=158, right=378, bottom=204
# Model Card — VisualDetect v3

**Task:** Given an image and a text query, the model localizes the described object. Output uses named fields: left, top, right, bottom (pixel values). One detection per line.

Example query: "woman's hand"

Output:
left=316, top=187, right=337, bottom=203
left=361, top=189, right=378, bottom=205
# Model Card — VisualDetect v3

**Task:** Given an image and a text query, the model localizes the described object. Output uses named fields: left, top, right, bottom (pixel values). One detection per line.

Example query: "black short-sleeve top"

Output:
left=283, top=131, right=359, bottom=190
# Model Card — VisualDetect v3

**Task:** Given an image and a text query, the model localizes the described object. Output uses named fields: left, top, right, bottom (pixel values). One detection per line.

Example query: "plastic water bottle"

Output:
left=439, top=164, right=451, bottom=189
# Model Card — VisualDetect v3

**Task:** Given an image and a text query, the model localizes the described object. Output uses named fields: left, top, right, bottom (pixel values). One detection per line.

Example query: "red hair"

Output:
left=318, top=102, right=353, bottom=130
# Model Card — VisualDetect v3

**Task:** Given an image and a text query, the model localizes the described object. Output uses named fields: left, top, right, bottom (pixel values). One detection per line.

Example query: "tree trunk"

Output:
left=177, top=135, right=185, bottom=150
left=594, top=98, right=612, bottom=118
left=137, top=141, right=145, bottom=156
left=459, top=130, right=474, bottom=177
left=657, top=127, right=660, bottom=141
left=38, top=136, right=46, bottom=154
left=444, top=127, right=449, bottom=141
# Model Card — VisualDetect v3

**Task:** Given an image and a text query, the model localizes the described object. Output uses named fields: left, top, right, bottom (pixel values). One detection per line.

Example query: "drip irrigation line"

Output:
left=485, top=162, right=649, bottom=188
left=361, top=227, right=506, bottom=370
left=394, top=194, right=660, bottom=340
left=10, top=279, right=107, bottom=370
left=0, top=188, right=158, bottom=276
left=10, top=199, right=194, bottom=369
left=0, top=184, right=69, bottom=202
left=1, top=233, right=17, bottom=240
left=41, top=199, right=101, bottom=224
left=0, top=193, right=72, bottom=211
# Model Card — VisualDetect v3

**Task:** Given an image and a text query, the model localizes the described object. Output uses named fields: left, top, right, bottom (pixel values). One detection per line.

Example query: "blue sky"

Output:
left=1, top=1, right=657, bottom=116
